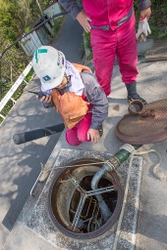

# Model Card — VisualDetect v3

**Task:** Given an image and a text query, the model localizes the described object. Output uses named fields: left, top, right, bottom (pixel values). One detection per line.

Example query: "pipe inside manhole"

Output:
left=48, top=158, right=123, bottom=239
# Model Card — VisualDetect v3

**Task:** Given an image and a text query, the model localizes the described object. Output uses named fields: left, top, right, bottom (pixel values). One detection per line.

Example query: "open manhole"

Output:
left=48, top=158, right=123, bottom=239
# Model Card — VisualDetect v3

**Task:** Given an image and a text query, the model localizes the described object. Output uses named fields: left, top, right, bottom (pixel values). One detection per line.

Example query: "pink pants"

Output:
left=90, top=12, right=138, bottom=96
left=65, top=112, right=92, bottom=146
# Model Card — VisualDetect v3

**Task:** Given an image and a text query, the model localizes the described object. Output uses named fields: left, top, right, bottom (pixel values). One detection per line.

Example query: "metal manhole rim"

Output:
left=48, top=158, right=124, bottom=240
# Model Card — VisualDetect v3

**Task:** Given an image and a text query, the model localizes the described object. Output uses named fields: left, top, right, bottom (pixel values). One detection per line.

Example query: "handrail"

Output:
left=0, top=61, right=33, bottom=119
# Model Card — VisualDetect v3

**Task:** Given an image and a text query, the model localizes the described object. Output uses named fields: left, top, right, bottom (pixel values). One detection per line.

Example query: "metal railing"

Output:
left=0, top=62, right=33, bottom=120
left=0, top=10, right=67, bottom=123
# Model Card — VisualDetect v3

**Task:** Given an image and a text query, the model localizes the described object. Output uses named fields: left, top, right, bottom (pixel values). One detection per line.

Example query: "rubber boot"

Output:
left=125, top=82, right=147, bottom=104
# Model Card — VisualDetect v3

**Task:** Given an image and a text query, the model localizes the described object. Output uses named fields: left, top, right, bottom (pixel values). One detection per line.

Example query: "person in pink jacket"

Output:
left=59, top=0, right=151, bottom=104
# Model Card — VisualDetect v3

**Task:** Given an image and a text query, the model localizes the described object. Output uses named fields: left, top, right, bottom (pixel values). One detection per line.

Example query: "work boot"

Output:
left=125, top=82, right=147, bottom=104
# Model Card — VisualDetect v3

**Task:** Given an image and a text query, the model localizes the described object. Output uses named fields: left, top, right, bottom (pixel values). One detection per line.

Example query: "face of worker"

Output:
left=56, top=76, right=68, bottom=89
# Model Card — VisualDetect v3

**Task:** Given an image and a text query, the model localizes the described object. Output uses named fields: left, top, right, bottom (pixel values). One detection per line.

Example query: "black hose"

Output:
left=13, top=123, right=65, bottom=144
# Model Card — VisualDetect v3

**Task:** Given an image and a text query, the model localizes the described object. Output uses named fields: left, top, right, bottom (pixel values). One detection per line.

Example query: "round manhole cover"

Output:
left=115, top=98, right=167, bottom=144
left=48, top=158, right=123, bottom=239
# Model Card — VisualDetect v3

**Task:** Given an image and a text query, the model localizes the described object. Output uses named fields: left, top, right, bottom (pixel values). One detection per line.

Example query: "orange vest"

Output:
left=51, top=63, right=92, bottom=130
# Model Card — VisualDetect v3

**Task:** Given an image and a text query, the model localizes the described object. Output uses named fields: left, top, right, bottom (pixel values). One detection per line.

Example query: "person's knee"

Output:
left=65, top=130, right=81, bottom=146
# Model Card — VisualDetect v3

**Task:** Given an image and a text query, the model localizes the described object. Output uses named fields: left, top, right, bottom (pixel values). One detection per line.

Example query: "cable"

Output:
left=134, top=148, right=166, bottom=181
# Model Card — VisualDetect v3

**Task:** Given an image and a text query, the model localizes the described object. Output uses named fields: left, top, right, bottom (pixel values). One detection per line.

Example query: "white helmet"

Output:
left=32, top=46, right=66, bottom=90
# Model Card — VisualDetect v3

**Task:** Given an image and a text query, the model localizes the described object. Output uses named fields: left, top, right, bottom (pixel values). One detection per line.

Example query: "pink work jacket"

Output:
left=82, top=0, right=134, bottom=29
left=59, top=0, right=151, bottom=29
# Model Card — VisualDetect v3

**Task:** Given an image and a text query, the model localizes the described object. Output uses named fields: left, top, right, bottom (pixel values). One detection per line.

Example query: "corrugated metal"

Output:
left=19, top=2, right=62, bottom=57
left=19, top=31, right=42, bottom=56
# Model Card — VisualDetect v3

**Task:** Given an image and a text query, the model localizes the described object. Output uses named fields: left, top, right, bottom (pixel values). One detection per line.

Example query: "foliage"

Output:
left=53, top=16, right=65, bottom=35
left=84, top=32, right=91, bottom=50
left=148, top=1, right=167, bottom=41
left=0, top=0, right=63, bottom=123
left=0, top=0, right=51, bottom=48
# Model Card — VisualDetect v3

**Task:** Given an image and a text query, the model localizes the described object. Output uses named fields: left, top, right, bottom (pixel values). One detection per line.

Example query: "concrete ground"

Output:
left=0, top=14, right=84, bottom=249
left=1, top=15, right=167, bottom=250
